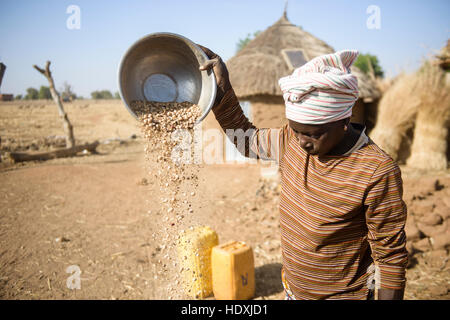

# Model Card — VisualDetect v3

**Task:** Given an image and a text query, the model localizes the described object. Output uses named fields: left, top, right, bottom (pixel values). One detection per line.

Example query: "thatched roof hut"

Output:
left=226, top=12, right=381, bottom=129
left=227, top=12, right=380, bottom=101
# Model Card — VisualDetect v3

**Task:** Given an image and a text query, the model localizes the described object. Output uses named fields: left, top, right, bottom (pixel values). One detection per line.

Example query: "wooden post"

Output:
left=33, top=61, right=75, bottom=148
left=0, top=63, right=6, bottom=91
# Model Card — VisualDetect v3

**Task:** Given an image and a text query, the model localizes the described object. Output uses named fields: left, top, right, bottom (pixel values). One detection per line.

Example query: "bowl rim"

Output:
left=117, top=32, right=217, bottom=123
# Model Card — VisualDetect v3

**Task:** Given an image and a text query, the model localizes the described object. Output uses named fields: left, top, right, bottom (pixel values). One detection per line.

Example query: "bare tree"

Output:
left=33, top=61, right=75, bottom=148
left=7, top=61, right=99, bottom=162
left=61, top=81, right=76, bottom=102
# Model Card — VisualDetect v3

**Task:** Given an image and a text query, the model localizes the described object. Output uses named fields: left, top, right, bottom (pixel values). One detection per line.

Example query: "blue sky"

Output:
left=0, top=0, right=449, bottom=97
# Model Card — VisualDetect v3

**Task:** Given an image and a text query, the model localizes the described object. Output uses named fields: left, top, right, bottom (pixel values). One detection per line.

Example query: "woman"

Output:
left=198, top=45, right=408, bottom=300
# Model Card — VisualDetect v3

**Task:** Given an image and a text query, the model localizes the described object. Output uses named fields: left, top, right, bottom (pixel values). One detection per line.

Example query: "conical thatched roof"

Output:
left=227, top=13, right=380, bottom=101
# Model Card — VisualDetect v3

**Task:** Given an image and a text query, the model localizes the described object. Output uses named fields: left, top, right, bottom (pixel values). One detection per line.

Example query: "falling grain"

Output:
left=132, top=100, right=204, bottom=299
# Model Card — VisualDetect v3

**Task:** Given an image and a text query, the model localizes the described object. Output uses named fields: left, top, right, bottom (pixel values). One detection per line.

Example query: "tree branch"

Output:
left=7, top=141, right=100, bottom=163
left=33, top=60, right=75, bottom=148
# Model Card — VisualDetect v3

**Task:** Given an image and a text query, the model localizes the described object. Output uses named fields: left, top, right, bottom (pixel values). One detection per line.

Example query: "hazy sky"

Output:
left=1, top=0, right=449, bottom=97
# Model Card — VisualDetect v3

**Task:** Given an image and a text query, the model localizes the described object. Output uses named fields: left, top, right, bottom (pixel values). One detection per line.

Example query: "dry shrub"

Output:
left=370, top=72, right=422, bottom=160
left=406, top=62, right=450, bottom=170
left=374, top=76, right=394, bottom=95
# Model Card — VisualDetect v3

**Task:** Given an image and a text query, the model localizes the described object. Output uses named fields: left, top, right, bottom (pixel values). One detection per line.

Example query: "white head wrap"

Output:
left=278, top=50, right=360, bottom=124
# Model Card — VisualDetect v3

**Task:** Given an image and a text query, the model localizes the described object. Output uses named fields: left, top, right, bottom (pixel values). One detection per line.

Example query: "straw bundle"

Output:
left=374, top=77, right=394, bottom=95
left=369, top=73, right=422, bottom=160
left=435, top=39, right=450, bottom=71
left=406, top=62, right=450, bottom=170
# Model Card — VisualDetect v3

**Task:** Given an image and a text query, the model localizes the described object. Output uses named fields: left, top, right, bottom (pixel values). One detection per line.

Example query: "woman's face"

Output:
left=288, top=119, right=348, bottom=156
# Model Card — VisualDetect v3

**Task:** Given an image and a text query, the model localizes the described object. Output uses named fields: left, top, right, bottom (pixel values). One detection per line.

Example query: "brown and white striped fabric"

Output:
left=212, top=89, right=408, bottom=300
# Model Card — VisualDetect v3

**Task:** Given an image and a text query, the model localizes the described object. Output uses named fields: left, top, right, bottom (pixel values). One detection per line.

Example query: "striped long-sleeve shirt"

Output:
left=212, top=89, right=408, bottom=300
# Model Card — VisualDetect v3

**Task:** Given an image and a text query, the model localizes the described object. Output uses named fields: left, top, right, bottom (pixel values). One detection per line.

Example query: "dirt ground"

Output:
left=0, top=100, right=449, bottom=300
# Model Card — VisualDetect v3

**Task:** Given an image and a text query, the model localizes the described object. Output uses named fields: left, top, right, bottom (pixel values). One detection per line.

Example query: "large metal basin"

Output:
left=118, top=32, right=216, bottom=122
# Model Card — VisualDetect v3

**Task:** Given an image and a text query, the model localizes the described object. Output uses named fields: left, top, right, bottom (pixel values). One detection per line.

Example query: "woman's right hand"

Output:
left=197, top=44, right=232, bottom=107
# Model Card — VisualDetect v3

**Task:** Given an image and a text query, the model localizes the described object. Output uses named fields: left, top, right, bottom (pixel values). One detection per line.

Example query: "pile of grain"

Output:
left=131, top=100, right=205, bottom=299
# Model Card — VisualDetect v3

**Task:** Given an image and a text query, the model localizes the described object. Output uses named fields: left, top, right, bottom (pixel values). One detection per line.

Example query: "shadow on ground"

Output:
left=254, top=263, right=284, bottom=297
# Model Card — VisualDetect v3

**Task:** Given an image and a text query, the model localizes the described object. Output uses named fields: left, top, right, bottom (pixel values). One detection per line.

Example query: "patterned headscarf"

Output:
left=278, top=50, right=360, bottom=124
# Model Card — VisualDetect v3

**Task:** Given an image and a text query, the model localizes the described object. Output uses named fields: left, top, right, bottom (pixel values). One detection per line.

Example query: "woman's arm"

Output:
left=198, top=45, right=285, bottom=162
left=364, top=158, right=408, bottom=300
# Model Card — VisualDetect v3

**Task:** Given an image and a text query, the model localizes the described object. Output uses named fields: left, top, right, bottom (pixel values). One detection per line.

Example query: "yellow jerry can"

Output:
left=211, top=241, right=255, bottom=300
left=176, top=226, right=219, bottom=299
